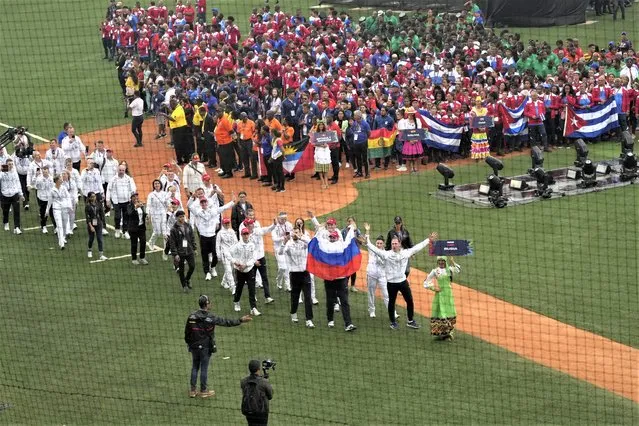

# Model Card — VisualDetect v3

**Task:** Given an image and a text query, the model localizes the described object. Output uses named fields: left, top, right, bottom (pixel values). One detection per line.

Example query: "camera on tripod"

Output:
left=261, top=359, right=276, bottom=379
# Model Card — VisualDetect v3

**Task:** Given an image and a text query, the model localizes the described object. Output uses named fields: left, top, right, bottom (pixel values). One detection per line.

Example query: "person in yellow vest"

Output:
left=159, top=98, right=189, bottom=165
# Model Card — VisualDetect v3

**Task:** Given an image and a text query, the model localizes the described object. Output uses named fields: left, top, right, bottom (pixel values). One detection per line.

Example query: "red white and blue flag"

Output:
left=306, top=232, right=362, bottom=281
left=563, top=98, right=619, bottom=138
left=500, top=97, right=528, bottom=135
left=417, top=110, right=463, bottom=152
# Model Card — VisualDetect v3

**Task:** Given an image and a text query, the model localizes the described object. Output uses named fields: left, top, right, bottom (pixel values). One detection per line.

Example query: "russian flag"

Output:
left=500, top=98, right=528, bottom=135
left=306, top=233, right=362, bottom=281
left=417, top=110, right=463, bottom=152
left=563, top=98, right=620, bottom=138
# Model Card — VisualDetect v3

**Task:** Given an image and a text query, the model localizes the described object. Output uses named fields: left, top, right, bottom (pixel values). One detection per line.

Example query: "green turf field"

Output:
left=1, top=1, right=638, bottom=424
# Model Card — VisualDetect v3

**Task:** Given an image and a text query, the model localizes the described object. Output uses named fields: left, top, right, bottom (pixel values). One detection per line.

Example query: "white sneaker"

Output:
left=88, top=251, right=93, bottom=258
left=345, top=163, right=350, bottom=169
left=334, top=303, right=340, bottom=312
left=42, top=226, right=48, bottom=234
left=234, top=302, right=241, bottom=312
left=345, top=324, right=357, bottom=332
left=132, top=260, right=140, bottom=265
left=139, top=258, right=149, bottom=265
left=162, top=253, right=168, bottom=261
left=256, top=283, right=263, bottom=288
left=250, top=308, right=261, bottom=316
left=395, top=312, right=400, bottom=319
left=14, top=227, right=22, bottom=235
left=328, top=321, right=335, bottom=328
left=350, top=286, right=358, bottom=293
left=216, top=168, right=223, bottom=173
left=102, top=228, right=109, bottom=235
left=4, top=223, right=10, bottom=231
left=66, top=231, right=74, bottom=236
left=114, top=230, right=122, bottom=239
left=397, top=165, right=408, bottom=172
left=124, top=232, right=130, bottom=240
left=212, top=268, right=218, bottom=277
left=105, top=211, right=110, bottom=217
left=99, top=255, right=108, bottom=261
left=265, top=297, right=274, bottom=304
left=205, top=272, right=212, bottom=281
left=369, top=312, right=376, bottom=318
left=73, top=223, right=78, bottom=230
left=291, top=313, right=298, bottom=323
left=306, top=320, right=315, bottom=328
left=312, top=298, right=319, bottom=305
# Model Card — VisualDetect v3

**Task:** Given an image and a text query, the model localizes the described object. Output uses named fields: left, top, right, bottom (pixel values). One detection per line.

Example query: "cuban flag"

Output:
left=500, top=97, right=528, bottom=135
left=306, top=231, right=362, bottom=281
left=417, top=110, right=463, bottom=152
left=563, top=98, right=620, bottom=138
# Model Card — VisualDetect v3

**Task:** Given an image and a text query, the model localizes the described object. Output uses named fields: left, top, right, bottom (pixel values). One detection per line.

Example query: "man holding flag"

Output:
left=524, top=90, right=551, bottom=152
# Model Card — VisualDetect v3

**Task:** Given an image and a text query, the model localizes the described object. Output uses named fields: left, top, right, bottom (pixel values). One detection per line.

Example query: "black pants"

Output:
left=200, top=234, right=217, bottom=274
left=129, top=228, right=146, bottom=260
left=387, top=280, right=414, bottom=323
left=232, top=140, right=242, bottom=169
left=132, top=115, right=144, bottom=145
left=113, top=202, right=129, bottom=230
left=1, top=194, right=21, bottom=228
left=38, top=198, right=55, bottom=227
left=173, top=126, right=190, bottom=164
left=329, top=147, right=340, bottom=180
left=263, top=154, right=273, bottom=183
left=102, top=183, right=110, bottom=213
left=348, top=272, right=357, bottom=287
left=178, top=253, right=196, bottom=287
left=18, top=173, right=29, bottom=204
left=205, top=135, right=217, bottom=167
left=351, top=143, right=368, bottom=175
left=102, top=38, right=111, bottom=58
left=488, top=124, right=504, bottom=153
left=271, top=157, right=284, bottom=190
left=528, top=124, right=548, bottom=149
left=240, top=139, right=254, bottom=177
left=245, top=413, right=268, bottom=426
left=290, top=271, right=313, bottom=320
left=374, top=156, right=390, bottom=169
left=324, top=278, right=352, bottom=325
left=613, top=0, right=625, bottom=19
left=256, top=257, right=271, bottom=298
left=218, top=143, right=235, bottom=175
left=88, top=224, right=104, bottom=252
left=234, top=267, right=257, bottom=309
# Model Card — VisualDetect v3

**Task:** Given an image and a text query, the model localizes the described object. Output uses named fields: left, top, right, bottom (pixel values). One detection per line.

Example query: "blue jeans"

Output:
left=190, top=348, right=212, bottom=391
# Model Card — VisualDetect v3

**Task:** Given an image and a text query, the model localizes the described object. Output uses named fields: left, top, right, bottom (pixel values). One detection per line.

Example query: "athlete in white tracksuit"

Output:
left=62, top=161, right=81, bottom=234
left=147, top=179, right=170, bottom=249
left=216, top=218, right=238, bottom=292
left=366, top=235, right=392, bottom=318
left=46, top=175, right=72, bottom=249
left=272, top=213, right=293, bottom=291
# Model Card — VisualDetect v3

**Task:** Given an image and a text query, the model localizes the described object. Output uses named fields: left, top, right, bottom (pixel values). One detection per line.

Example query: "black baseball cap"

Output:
left=394, top=216, right=402, bottom=224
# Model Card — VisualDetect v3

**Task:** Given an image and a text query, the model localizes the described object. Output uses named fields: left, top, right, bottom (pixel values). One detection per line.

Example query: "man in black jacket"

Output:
left=200, top=106, right=217, bottom=168
left=231, top=191, right=252, bottom=237
left=241, top=360, right=274, bottom=425
left=126, top=192, right=148, bottom=265
left=185, top=295, right=252, bottom=399
left=169, top=210, right=197, bottom=291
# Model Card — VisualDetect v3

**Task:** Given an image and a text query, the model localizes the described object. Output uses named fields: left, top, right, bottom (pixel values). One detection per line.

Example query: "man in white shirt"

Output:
left=106, top=164, right=137, bottom=239
left=620, top=57, right=638, bottom=88
left=193, top=195, right=236, bottom=281
left=100, top=148, right=119, bottom=215
left=0, top=158, right=25, bottom=234
left=364, top=223, right=437, bottom=330
left=279, top=229, right=314, bottom=328
left=45, top=139, right=66, bottom=176
left=129, top=90, right=145, bottom=147
left=230, top=228, right=261, bottom=316
left=243, top=218, right=276, bottom=303
left=88, top=140, right=107, bottom=171
left=183, top=154, right=206, bottom=196
left=60, top=127, right=86, bottom=171
left=27, top=151, right=52, bottom=189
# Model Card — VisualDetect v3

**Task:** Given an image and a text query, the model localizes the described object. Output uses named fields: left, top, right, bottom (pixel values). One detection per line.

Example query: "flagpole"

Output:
left=562, top=106, right=568, bottom=137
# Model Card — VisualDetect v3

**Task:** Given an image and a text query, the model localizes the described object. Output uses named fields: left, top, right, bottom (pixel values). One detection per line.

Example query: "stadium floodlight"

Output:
left=578, top=159, right=597, bottom=188
left=529, top=146, right=544, bottom=174
left=620, top=152, right=638, bottom=182
left=436, top=163, right=455, bottom=190
left=620, top=131, right=635, bottom=157
left=485, top=156, right=504, bottom=177
left=531, top=167, right=554, bottom=199
left=574, top=139, right=589, bottom=167
left=487, top=174, right=507, bottom=208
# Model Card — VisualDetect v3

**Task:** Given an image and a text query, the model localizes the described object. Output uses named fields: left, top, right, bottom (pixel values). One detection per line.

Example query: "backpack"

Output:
left=241, top=377, right=266, bottom=415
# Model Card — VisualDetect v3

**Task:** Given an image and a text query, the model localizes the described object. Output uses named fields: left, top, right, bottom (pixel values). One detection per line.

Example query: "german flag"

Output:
left=367, top=127, right=397, bottom=159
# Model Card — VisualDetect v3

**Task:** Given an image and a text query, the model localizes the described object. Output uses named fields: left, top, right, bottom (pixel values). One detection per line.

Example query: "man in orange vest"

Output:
left=237, top=112, right=257, bottom=179
left=214, top=109, right=236, bottom=179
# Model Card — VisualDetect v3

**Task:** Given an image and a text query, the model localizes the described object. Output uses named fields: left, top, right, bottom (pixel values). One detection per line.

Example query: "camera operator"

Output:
left=241, top=360, right=274, bottom=426
left=12, top=146, right=32, bottom=212
left=0, top=158, right=24, bottom=234
left=185, top=295, right=252, bottom=399
left=60, top=127, right=86, bottom=171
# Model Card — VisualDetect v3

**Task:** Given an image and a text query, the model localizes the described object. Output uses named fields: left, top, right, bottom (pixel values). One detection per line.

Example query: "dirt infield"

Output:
left=78, top=121, right=638, bottom=403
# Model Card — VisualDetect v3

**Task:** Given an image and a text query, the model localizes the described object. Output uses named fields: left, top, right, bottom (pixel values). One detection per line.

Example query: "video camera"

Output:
left=261, top=359, right=276, bottom=379
left=0, top=126, right=33, bottom=158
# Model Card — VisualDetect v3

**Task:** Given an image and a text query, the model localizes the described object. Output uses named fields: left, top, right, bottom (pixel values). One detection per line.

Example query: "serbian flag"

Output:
left=307, top=232, right=362, bottom=281
left=367, top=127, right=397, bottom=159
left=563, top=98, right=619, bottom=138
left=417, top=110, right=463, bottom=152
left=500, top=98, right=528, bottom=135
left=280, top=137, right=314, bottom=173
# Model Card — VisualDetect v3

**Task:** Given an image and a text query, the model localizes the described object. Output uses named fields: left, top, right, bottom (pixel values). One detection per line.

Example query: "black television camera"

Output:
left=261, top=359, right=276, bottom=379
left=0, top=126, right=33, bottom=158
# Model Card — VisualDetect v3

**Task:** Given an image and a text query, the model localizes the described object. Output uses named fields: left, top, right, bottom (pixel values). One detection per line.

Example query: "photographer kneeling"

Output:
left=241, top=360, right=274, bottom=426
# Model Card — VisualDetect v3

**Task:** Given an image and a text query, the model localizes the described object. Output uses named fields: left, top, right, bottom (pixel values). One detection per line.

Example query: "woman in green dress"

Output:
left=424, top=256, right=461, bottom=340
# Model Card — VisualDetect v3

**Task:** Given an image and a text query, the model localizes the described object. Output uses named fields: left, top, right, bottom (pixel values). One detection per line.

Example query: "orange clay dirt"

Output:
left=75, top=122, right=637, bottom=403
